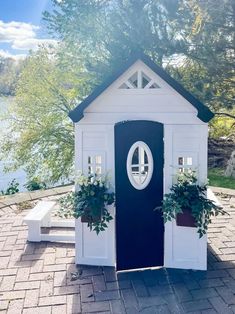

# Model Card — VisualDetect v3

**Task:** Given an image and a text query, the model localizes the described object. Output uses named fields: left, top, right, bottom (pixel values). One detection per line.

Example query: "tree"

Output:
left=0, top=56, right=24, bottom=96
left=0, top=45, right=91, bottom=184
left=44, top=0, right=234, bottom=114
left=209, top=111, right=235, bottom=139
left=172, top=0, right=235, bottom=112
left=44, top=0, right=183, bottom=79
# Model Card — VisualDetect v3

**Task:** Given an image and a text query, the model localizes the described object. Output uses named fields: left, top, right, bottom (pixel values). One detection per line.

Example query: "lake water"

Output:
left=0, top=97, right=27, bottom=192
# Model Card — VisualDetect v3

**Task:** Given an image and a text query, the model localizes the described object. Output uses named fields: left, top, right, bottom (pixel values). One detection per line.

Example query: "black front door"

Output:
left=115, top=120, right=164, bottom=271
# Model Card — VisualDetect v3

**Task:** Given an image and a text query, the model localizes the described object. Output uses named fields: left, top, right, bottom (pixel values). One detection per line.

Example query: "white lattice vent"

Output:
left=119, top=70, right=160, bottom=89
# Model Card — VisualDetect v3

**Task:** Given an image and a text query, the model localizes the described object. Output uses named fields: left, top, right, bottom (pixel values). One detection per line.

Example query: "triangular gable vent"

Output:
left=119, top=70, right=160, bottom=89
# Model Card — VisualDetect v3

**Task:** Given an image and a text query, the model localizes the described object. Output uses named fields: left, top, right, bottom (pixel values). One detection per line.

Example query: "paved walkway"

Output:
left=0, top=189, right=235, bottom=313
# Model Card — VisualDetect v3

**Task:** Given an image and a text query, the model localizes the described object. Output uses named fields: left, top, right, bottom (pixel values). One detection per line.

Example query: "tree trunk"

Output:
left=225, top=151, right=235, bottom=179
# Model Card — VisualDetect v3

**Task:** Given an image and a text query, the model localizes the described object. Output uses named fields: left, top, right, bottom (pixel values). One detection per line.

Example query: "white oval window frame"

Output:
left=126, top=141, right=154, bottom=190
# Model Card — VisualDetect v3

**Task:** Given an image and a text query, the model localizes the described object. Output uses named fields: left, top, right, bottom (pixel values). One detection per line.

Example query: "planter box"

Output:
left=81, top=214, right=101, bottom=223
left=81, top=207, right=102, bottom=223
left=176, top=209, right=196, bottom=227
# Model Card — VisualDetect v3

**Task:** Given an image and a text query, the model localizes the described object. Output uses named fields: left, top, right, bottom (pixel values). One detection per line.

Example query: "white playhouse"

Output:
left=69, top=53, right=214, bottom=271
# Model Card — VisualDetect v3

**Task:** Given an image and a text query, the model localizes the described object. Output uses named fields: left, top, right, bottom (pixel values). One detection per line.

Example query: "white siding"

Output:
left=75, top=125, right=115, bottom=266
left=164, top=124, right=208, bottom=270
left=81, top=60, right=199, bottom=125
left=79, top=112, right=202, bottom=125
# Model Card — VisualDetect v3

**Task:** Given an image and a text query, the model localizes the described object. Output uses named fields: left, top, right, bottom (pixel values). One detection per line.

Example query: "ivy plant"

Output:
left=58, top=174, right=115, bottom=234
left=156, top=172, right=227, bottom=238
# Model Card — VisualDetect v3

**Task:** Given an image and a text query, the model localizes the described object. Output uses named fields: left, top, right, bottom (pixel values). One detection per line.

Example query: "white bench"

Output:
left=207, top=188, right=222, bottom=207
left=24, top=201, right=75, bottom=242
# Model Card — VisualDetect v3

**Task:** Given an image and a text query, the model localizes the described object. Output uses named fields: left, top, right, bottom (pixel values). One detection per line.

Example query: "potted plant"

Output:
left=156, top=171, right=227, bottom=238
left=58, top=173, right=115, bottom=234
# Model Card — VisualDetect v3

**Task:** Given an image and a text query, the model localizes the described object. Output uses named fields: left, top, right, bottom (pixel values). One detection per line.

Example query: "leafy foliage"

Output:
left=0, top=45, right=91, bottom=184
left=157, top=172, right=227, bottom=238
left=170, top=0, right=235, bottom=112
left=44, top=0, right=234, bottom=115
left=24, top=178, right=46, bottom=191
left=209, top=110, right=235, bottom=139
left=44, top=0, right=183, bottom=77
left=58, top=174, right=115, bottom=234
left=0, top=179, right=19, bottom=195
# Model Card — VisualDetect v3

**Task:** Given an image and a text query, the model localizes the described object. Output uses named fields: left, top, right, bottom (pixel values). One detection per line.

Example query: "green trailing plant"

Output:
left=156, top=172, right=227, bottom=238
left=58, top=174, right=115, bottom=234
left=1, top=179, right=19, bottom=195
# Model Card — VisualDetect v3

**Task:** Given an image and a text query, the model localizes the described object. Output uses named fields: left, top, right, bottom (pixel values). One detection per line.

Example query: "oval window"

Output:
left=126, top=141, right=154, bottom=190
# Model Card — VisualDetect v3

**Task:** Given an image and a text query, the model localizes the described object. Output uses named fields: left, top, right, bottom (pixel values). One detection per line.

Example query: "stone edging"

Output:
left=0, top=185, right=73, bottom=210
left=209, top=186, right=235, bottom=197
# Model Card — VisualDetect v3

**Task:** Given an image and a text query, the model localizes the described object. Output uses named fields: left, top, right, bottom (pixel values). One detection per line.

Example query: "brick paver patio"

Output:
left=0, top=190, right=235, bottom=313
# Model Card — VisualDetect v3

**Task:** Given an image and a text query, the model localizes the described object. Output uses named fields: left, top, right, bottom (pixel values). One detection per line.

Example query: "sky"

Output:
left=0, top=0, right=56, bottom=60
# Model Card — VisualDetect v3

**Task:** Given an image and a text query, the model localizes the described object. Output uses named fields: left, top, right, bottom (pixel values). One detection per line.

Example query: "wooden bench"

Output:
left=23, top=201, right=75, bottom=242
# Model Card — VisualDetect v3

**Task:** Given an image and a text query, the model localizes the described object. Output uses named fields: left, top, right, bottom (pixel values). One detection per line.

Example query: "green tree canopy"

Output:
left=0, top=45, right=91, bottom=184
left=172, top=0, right=235, bottom=111
left=44, top=0, right=235, bottom=113
left=44, top=0, right=183, bottom=78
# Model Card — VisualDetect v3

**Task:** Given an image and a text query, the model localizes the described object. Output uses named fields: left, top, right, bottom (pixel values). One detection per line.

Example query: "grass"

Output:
left=208, top=168, right=235, bottom=189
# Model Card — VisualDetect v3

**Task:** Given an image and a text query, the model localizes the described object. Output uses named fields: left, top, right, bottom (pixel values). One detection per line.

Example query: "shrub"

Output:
left=24, top=178, right=46, bottom=191
left=1, top=179, right=19, bottom=195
